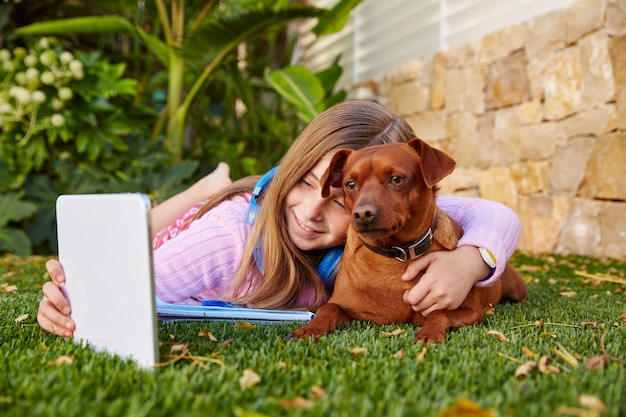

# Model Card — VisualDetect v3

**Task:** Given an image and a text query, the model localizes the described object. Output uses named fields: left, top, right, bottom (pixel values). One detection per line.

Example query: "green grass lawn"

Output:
left=1, top=253, right=624, bottom=417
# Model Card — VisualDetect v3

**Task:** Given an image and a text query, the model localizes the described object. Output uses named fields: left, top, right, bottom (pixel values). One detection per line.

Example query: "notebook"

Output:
left=56, top=193, right=314, bottom=368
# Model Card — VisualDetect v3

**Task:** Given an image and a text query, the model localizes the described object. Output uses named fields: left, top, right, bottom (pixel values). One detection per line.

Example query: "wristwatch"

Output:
left=478, top=247, right=496, bottom=281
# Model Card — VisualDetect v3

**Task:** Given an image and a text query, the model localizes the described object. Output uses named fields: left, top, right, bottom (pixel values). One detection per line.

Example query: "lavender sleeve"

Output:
left=152, top=195, right=253, bottom=304
left=436, top=196, right=521, bottom=286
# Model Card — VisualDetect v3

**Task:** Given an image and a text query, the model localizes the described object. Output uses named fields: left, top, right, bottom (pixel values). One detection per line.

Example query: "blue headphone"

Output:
left=246, top=167, right=343, bottom=290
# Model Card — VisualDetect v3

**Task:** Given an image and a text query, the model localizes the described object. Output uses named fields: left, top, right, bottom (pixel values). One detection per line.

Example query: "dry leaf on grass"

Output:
left=239, top=369, right=261, bottom=390
left=51, top=355, right=74, bottom=366
left=348, top=347, right=367, bottom=355
left=537, top=355, right=560, bottom=374
left=522, top=347, right=537, bottom=359
left=1, top=283, right=18, bottom=293
left=276, top=396, right=316, bottom=410
left=310, top=385, right=326, bottom=399
left=436, top=397, right=496, bottom=417
left=578, top=394, right=607, bottom=412
left=558, top=291, right=577, bottom=297
left=416, top=346, right=427, bottom=362
left=382, top=328, right=405, bottom=337
left=234, top=321, right=255, bottom=331
left=585, top=355, right=608, bottom=370
left=486, top=330, right=508, bottom=342
left=198, top=328, right=218, bottom=342
left=393, top=349, right=406, bottom=359
left=514, top=361, right=536, bottom=379
left=14, top=313, right=29, bottom=323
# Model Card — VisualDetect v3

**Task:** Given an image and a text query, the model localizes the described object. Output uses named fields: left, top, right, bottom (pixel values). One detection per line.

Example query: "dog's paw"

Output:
left=414, top=330, right=445, bottom=344
left=288, top=327, right=327, bottom=342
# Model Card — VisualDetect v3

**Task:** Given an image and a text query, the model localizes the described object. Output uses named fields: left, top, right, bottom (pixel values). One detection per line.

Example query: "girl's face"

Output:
left=284, top=154, right=350, bottom=251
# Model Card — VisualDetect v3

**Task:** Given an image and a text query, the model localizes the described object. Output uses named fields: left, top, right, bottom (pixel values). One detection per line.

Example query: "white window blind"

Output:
left=300, top=0, right=577, bottom=89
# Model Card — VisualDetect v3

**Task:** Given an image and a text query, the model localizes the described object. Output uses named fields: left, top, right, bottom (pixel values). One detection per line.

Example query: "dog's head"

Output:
left=321, top=138, right=456, bottom=244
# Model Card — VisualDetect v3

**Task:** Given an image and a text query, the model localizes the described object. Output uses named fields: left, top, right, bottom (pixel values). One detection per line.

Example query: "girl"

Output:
left=38, top=101, right=521, bottom=337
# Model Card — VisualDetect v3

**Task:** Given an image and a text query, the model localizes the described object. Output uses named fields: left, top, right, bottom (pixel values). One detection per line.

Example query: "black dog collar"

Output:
left=360, top=211, right=438, bottom=263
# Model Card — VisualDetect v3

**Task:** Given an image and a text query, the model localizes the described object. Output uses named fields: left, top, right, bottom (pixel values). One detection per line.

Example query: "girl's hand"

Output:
left=401, top=246, right=491, bottom=316
left=37, top=259, right=75, bottom=338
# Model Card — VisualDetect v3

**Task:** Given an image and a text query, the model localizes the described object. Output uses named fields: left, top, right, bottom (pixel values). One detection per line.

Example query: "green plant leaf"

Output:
left=0, top=193, right=37, bottom=226
left=264, top=66, right=325, bottom=123
left=14, top=16, right=135, bottom=35
left=0, top=227, right=32, bottom=257
left=313, top=0, right=362, bottom=36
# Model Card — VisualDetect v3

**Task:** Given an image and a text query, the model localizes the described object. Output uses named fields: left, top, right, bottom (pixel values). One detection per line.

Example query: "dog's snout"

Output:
left=353, top=203, right=378, bottom=226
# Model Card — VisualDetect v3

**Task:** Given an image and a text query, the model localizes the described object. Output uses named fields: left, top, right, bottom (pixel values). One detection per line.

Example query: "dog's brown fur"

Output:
left=290, top=138, right=527, bottom=343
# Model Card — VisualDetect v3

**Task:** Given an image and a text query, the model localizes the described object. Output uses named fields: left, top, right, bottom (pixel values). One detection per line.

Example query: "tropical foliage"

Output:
left=0, top=0, right=362, bottom=256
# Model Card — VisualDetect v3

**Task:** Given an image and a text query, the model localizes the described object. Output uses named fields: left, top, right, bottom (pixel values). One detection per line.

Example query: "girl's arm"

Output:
left=401, top=196, right=521, bottom=316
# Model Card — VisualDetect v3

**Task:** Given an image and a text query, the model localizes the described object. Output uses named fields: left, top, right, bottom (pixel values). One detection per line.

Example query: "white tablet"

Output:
left=56, top=193, right=158, bottom=368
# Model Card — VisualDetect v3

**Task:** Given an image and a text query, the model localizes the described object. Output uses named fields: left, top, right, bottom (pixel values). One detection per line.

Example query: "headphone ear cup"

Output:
left=316, top=247, right=343, bottom=290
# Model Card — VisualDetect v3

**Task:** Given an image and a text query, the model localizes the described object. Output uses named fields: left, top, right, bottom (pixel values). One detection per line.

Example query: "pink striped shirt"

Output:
left=152, top=195, right=521, bottom=305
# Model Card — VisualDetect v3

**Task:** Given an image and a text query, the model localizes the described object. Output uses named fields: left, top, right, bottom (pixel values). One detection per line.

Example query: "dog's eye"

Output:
left=389, top=175, right=404, bottom=185
left=345, top=180, right=356, bottom=190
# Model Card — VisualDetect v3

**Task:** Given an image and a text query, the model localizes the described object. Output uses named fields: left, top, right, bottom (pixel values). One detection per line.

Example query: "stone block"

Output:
left=609, top=35, right=626, bottom=129
left=405, top=111, right=447, bottom=141
left=526, top=58, right=545, bottom=100
left=446, top=40, right=480, bottom=68
left=548, top=136, right=596, bottom=194
left=599, top=201, right=626, bottom=259
left=439, top=166, right=480, bottom=195
left=478, top=166, right=518, bottom=210
left=387, top=80, right=430, bottom=115
left=485, top=52, right=531, bottom=110
left=555, top=198, right=601, bottom=256
left=493, top=107, right=522, bottom=164
left=568, top=0, right=606, bottom=43
left=480, top=24, right=526, bottom=64
left=607, top=0, right=626, bottom=36
left=579, top=30, right=615, bottom=108
left=431, top=52, right=446, bottom=110
left=510, top=161, right=546, bottom=194
left=447, top=111, right=478, bottom=166
left=558, top=104, right=616, bottom=137
left=444, top=66, right=485, bottom=114
left=543, top=47, right=583, bottom=120
left=516, top=99, right=544, bottom=124
left=518, top=122, right=566, bottom=160
left=525, top=9, right=568, bottom=59
left=518, top=195, right=573, bottom=254
left=579, top=131, right=626, bottom=200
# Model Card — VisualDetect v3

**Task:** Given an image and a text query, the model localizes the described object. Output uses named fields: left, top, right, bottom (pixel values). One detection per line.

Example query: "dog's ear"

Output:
left=408, top=138, right=456, bottom=188
left=321, top=149, right=352, bottom=198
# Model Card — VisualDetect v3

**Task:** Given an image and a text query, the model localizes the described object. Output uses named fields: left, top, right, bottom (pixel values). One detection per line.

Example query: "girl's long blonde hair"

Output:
left=195, top=100, right=416, bottom=310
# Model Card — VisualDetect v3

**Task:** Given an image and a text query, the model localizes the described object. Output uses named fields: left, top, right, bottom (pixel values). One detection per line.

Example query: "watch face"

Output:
left=479, top=248, right=496, bottom=268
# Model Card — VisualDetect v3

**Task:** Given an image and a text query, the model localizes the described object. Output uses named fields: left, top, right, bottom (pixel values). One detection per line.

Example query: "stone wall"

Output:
left=365, top=0, right=625, bottom=260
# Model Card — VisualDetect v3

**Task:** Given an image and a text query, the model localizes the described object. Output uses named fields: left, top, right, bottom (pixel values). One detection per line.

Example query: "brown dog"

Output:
left=290, top=138, right=527, bottom=343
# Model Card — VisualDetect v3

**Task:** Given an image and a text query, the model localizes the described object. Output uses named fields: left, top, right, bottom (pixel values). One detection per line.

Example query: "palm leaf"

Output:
left=313, top=0, right=362, bottom=36
left=14, top=16, right=135, bottom=35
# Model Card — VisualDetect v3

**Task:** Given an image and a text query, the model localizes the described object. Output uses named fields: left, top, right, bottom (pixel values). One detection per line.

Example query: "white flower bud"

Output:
left=24, top=54, right=38, bottom=67
left=9, top=86, right=31, bottom=105
left=41, top=71, right=55, bottom=85
left=69, top=60, right=84, bottom=79
left=38, top=37, right=51, bottom=49
left=25, top=67, right=40, bottom=82
left=0, top=102, right=12, bottom=114
left=31, top=90, right=46, bottom=104
left=15, top=71, right=27, bottom=86
left=60, top=51, right=74, bottom=64
left=13, top=47, right=27, bottom=59
left=58, top=87, right=73, bottom=101
left=39, top=50, right=56, bottom=66
left=51, top=113, right=65, bottom=127
left=51, top=97, right=64, bottom=111
left=2, top=61, right=14, bottom=72
left=0, top=49, right=10, bottom=62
